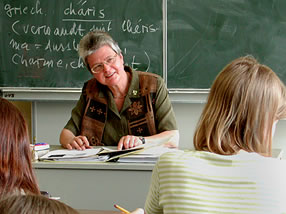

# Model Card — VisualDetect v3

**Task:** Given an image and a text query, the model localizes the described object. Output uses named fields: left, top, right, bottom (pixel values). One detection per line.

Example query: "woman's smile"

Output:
left=105, top=71, right=116, bottom=78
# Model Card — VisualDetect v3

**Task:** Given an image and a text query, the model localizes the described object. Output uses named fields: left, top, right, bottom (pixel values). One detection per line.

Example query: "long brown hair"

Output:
left=0, top=98, right=40, bottom=198
left=194, top=56, right=286, bottom=156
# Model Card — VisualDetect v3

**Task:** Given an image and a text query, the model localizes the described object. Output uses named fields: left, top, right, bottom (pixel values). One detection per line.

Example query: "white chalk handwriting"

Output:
left=3, top=0, right=161, bottom=76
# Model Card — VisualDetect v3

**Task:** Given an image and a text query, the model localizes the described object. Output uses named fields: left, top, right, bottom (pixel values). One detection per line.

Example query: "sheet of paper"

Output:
left=115, top=146, right=181, bottom=163
left=39, top=148, right=102, bottom=160
left=136, top=145, right=178, bottom=155
left=52, top=155, right=110, bottom=162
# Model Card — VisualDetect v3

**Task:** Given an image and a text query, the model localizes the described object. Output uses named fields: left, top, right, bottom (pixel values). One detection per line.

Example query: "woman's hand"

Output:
left=66, top=135, right=92, bottom=150
left=60, top=129, right=92, bottom=150
left=117, top=135, right=143, bottom=150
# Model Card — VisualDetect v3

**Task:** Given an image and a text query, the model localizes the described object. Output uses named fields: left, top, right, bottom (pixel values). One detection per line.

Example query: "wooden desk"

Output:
left=33, top=160, right=153, bottom=211
left=78, top=210, right=119, bottom=214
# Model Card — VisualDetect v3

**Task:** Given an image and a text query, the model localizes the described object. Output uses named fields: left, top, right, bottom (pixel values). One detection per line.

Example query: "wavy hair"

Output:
left=78, top=30, right=121, bottom=71
left=0, top=98, right=40, bottom=198
left=194, top=56, right=286, bottom=156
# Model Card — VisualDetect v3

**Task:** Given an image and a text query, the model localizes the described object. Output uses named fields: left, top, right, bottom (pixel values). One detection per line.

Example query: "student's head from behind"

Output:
left=194, top=56, right=286, bottom=156
left=0, top=194, right=79, bottom=214
left=0, top=98, right=39, bottom=198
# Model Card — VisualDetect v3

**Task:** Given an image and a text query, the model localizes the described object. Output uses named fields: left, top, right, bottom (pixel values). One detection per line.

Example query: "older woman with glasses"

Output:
left=60, top=30, right=179, bottom=150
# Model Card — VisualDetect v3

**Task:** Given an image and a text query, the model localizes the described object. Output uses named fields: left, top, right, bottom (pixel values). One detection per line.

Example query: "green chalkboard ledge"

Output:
left=0, top=88, right=81, bottom=101
left=168, top=89, right=209, bottom=104
left=0, top=88, right=209, bottom=103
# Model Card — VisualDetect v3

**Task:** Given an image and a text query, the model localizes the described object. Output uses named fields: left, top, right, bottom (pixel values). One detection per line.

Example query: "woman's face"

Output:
left=86, top=45, right=125, bottom=87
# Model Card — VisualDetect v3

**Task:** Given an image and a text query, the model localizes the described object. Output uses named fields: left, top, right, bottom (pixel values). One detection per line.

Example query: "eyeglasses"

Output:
left=90, top=54, right=118, bottom=74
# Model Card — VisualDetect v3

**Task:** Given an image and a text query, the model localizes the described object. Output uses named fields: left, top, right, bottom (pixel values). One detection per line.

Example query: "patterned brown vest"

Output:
left=80, top=71, right=158, bottom=146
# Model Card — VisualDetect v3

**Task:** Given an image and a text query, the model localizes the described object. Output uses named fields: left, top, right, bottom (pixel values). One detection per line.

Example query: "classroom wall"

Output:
left=33, top=101, right=200, bottom=149
left=32, top=101, right=286, bottom=156
left=11, top=101, right=32, bottom=143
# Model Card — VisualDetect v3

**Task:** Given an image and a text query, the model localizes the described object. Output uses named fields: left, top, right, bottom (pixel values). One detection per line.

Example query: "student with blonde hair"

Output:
left=0, top=98, right=40, bottom=198
left=0, top=195, right=79, bottom=214
left=131, top=56, right=286, bottom=213
left=194, top=55, right=286, bottom=156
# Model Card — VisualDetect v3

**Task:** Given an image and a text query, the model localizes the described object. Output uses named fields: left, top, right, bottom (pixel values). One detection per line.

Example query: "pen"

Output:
left=114, top=204, right=130, bottom=213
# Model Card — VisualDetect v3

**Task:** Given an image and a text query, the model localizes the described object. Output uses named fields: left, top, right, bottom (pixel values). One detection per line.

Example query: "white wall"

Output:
left=34, top=101, right=286, bottom=157
left=35, top=101, right=76, bottom=145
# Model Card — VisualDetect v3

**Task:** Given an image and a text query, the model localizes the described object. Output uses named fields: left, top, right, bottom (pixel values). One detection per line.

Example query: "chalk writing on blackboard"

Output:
left=0, top=0, right=163, bottom=87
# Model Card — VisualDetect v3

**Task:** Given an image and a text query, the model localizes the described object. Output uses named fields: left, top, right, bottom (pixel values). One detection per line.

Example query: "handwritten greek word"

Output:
left=4, top=0, right=43, bottom=18
left=122, top=19, right=159, bottom=34
left=63, top=2, right=105, bottom=18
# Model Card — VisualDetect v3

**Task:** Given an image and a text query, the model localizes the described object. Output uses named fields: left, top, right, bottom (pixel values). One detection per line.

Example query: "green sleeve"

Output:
left=64, top=89, right=86, bottom=136
left=155, top=76, right=178, bottom=132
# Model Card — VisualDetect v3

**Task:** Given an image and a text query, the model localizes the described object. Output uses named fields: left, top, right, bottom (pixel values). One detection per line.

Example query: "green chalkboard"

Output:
left=167, top=0, right=286, bottom=89
left=0, top=0, right=162, bottom=88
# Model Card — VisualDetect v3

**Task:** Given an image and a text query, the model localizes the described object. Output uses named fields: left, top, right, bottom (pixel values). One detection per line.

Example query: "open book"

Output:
left=39, top=146, right=283, bottom=162
left=39, top=148, right=103, bottom=161
left=39, top=145, right=145, bottom=162
left=116, top=145, right=179, bottom=163
left=99, top=143, right=179, bottom=162
left=97, top=145, right=145, bottom=162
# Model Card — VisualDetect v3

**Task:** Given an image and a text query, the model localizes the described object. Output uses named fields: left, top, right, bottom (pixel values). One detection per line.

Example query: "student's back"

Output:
left=130, top=56, right=286, bottom=214
left=145, top=150, right=286, bottom=213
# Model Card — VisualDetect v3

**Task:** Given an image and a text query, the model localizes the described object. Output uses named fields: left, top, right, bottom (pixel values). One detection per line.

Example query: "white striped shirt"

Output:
left=144, top=150, right=286, bottom=214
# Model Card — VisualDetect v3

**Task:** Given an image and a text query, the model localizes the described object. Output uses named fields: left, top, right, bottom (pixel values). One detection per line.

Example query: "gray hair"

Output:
left=78, top=30, right=121, bottom=70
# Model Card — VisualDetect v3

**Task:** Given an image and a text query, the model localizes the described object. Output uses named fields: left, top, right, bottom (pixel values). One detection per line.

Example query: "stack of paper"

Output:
left=116, top=145, right=180, bottom=163
left=39, top=148, right=103, bottom=161
left=38, top=144, right=179, bottom=163
left=31, top=143, right=50, bottom=160
left=34, top=143, right=50, bottom=151
left=38, top=145, right=145, bottom=162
